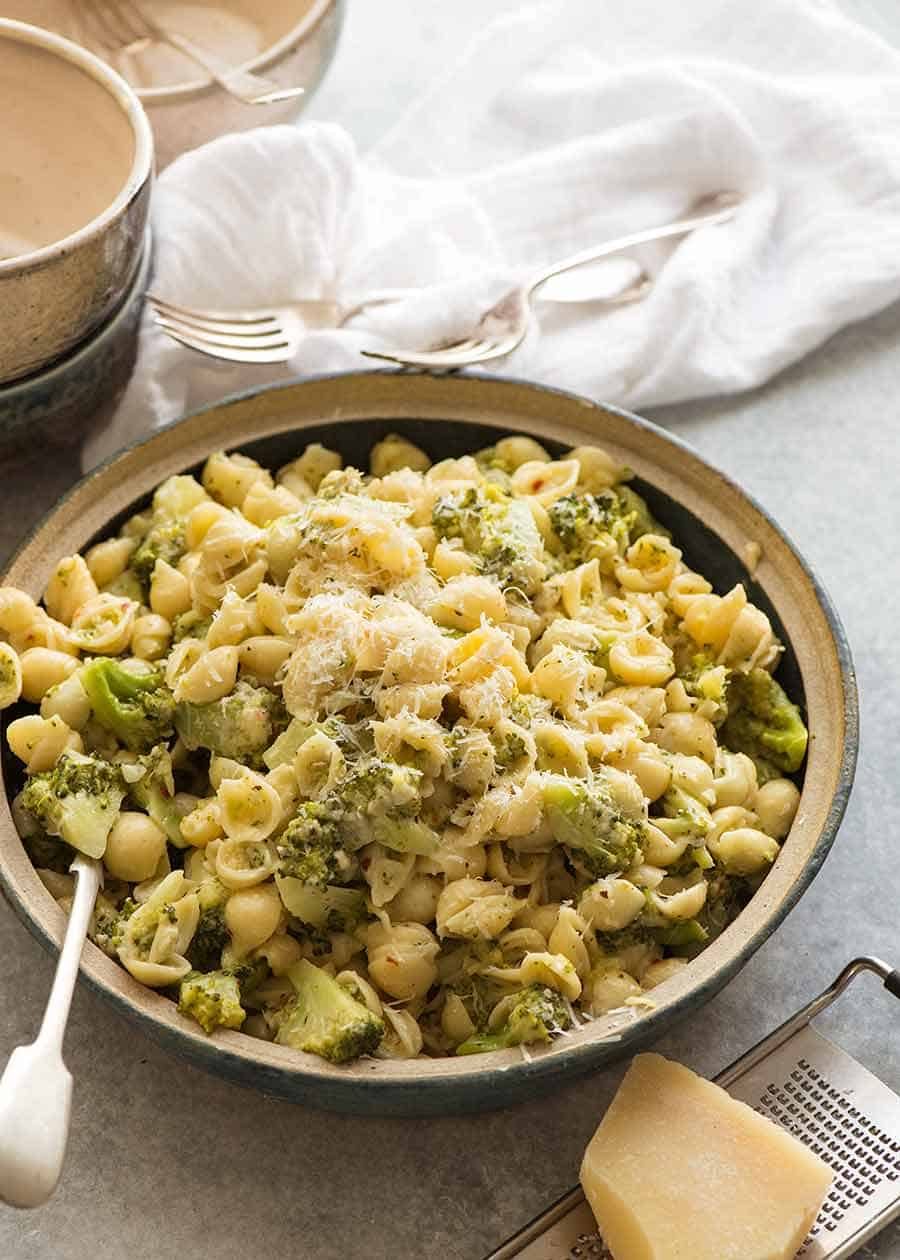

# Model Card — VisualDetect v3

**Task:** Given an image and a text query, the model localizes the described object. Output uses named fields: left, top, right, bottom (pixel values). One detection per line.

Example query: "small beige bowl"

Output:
left=125, top=0, right=344, bottom=169
left=0, top=20, right=153, bottom=385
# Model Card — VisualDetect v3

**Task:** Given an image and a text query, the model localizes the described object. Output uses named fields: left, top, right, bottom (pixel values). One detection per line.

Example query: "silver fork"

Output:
left=361, top=192, right=739, bottom=370
left=148, top=290, right=439, bottom=364
left=79, top=0, right=305, bottom=106
left=146, top=261, right=647, bottom=365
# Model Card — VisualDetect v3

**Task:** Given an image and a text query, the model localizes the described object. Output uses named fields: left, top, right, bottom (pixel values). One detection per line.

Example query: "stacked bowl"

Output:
left=0, top=19, right=153, bottom=448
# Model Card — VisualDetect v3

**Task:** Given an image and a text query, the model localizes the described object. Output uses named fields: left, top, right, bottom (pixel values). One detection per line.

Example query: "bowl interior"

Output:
left=0, top=373, right=855, bottom=1114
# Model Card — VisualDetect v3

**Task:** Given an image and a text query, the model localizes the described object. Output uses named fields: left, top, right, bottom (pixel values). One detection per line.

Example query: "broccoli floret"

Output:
left=492, top=727, right=529, bottom=773
left=432, top=486, right=545, bottom=594
left=129, top=475, right=208, bottom=587
left=678, top=652, right=730, bottom=719
left=91, top=894, right=136, bottom=957
left=276, top=804, right=355, bottom=887
left=178, top=969, right=246, bottom=1035
left=334, top=757, right=420, bottom=814
left=456, top=985, right=571, bottom=1056
left=273, top=959, right=384, bottom=1063
left=171, top=611, right=212, bottom=643
left=21, top=750, right=125, bottom=859
left=186, top=880, right=231, bottom=971
left=547, top=491, right=626, bottom=556
left=126, top=745, right=184, bottom=845
left=131, top=519, right=186, bottom=586
left=543, top=774, right=644, bottom=876
left=81, top=658, right=175, bottom=753
left=721, top=668, right=808, bottom=775
left=175, top=680, right=286, bottom=763
left=547, top=487, right=665, bottom=564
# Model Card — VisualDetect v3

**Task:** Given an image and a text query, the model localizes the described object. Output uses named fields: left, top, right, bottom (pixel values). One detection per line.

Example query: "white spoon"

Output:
left=0, top=854, right=102, bottom=1209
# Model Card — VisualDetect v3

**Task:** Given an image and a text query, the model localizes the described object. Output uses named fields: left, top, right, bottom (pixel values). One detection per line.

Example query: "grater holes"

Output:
left=756, top=1058, right=900, bottom=1246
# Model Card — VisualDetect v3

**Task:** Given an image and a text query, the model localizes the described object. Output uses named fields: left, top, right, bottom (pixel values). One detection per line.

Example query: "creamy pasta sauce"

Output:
left=0, top=36, right=135, bottom=260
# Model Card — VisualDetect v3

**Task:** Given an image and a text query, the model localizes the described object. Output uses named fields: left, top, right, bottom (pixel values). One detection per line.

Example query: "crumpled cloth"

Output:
left=86, top=0, right=900, bottom=468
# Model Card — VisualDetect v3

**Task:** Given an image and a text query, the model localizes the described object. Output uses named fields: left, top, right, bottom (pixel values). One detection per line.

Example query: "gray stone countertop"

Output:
left=1, top=2, right=900, bottom=1258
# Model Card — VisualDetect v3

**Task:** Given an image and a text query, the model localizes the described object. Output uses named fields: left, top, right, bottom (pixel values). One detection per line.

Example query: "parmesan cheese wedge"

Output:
left=580, top=1053, right=833, bottom=1260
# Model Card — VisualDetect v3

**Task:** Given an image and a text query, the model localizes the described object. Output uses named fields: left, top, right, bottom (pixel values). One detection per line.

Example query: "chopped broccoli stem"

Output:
left=263, top=718, right=314, bottom=770
left=274, top=959, right=384, bottom=1063
left=456, top=985, right=571, bottom=1055
left=81, top=658, right=175, bottom=753
left=543, top=775, right=644, bottom=876
left=21, top=750, right=125, bottom=859
left=658, top=786, right=711, bottom=840
left=178, top=969, right=246, bottom=1034
left=175, top=680, right=286, bottom=763
left=275, top=875, right=367, bottom=932
left=653, top=918, right=709, bottom=948
left=721, top=668, right=808, bottom=774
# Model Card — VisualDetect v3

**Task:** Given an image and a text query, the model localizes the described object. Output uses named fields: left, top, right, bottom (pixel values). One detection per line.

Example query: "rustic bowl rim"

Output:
left=136, top=0, right=340, bottom=102
left=0, top=19, right=154, bottom=277
left=0, top=230, right=152, bottom=407
left=0, top=370, right=858, bottom=1111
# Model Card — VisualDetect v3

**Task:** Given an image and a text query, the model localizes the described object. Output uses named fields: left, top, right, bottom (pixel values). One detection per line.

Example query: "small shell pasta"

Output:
left=217, top=768, right=282, bottom=844
left=0, top=641, right=23, bottom=709
left=174, top=645, right=239, bottom=704
left=1, top=431, right=806, bottom=1064
left=131, top=614, right=172, bottom=662
left=6, top=713, right=82, bottom=772
left=44, top=556, right=98, bottom=625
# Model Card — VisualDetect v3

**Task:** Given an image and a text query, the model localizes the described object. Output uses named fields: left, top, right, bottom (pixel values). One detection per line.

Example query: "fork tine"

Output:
left=152, top=314, right=292, bottom=352
left=150, top=307, right=283, bottom=339
left=147, top=294, right=279, bottom=326
left=157, top=326, right=294, bottom=365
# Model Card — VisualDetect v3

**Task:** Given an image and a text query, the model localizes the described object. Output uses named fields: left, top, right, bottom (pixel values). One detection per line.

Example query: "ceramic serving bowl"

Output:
left=0, top=20, right=153, bottom=385
left=0, top=233, right=151, bottom=453
left=6, top=0, right=345, bottom=171
left=136, top=0, right=345, bottom=170
left=0, top=372, right=857, bottom=1116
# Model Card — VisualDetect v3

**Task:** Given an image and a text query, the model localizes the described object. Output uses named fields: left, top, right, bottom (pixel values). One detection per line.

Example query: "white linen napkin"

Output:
left=85, top=0, right=900, bottom=469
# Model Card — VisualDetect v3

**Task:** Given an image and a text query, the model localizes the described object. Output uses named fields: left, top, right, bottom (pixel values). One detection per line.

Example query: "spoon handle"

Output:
left=0, top=856, right=101, bottom=1209
left=528, top=192, right=739, bottom=296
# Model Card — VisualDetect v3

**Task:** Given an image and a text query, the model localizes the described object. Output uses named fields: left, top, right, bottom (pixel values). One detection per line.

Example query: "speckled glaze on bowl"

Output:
left=0, top=234, right=151, bottom=454
left=140, top=0, right=345, bottom=170
left=0, top=21, right=153, bottom=384
left=0, top=372, right=857, bottom=1116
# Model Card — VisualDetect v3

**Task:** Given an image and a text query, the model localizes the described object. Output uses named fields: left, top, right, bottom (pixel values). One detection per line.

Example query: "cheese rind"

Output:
left=580, top=1053, right=833, bottom=1260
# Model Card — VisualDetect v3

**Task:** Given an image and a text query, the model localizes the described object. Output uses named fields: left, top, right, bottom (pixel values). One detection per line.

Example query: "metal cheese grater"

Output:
left=486, top=957, right=900, bottom=1260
